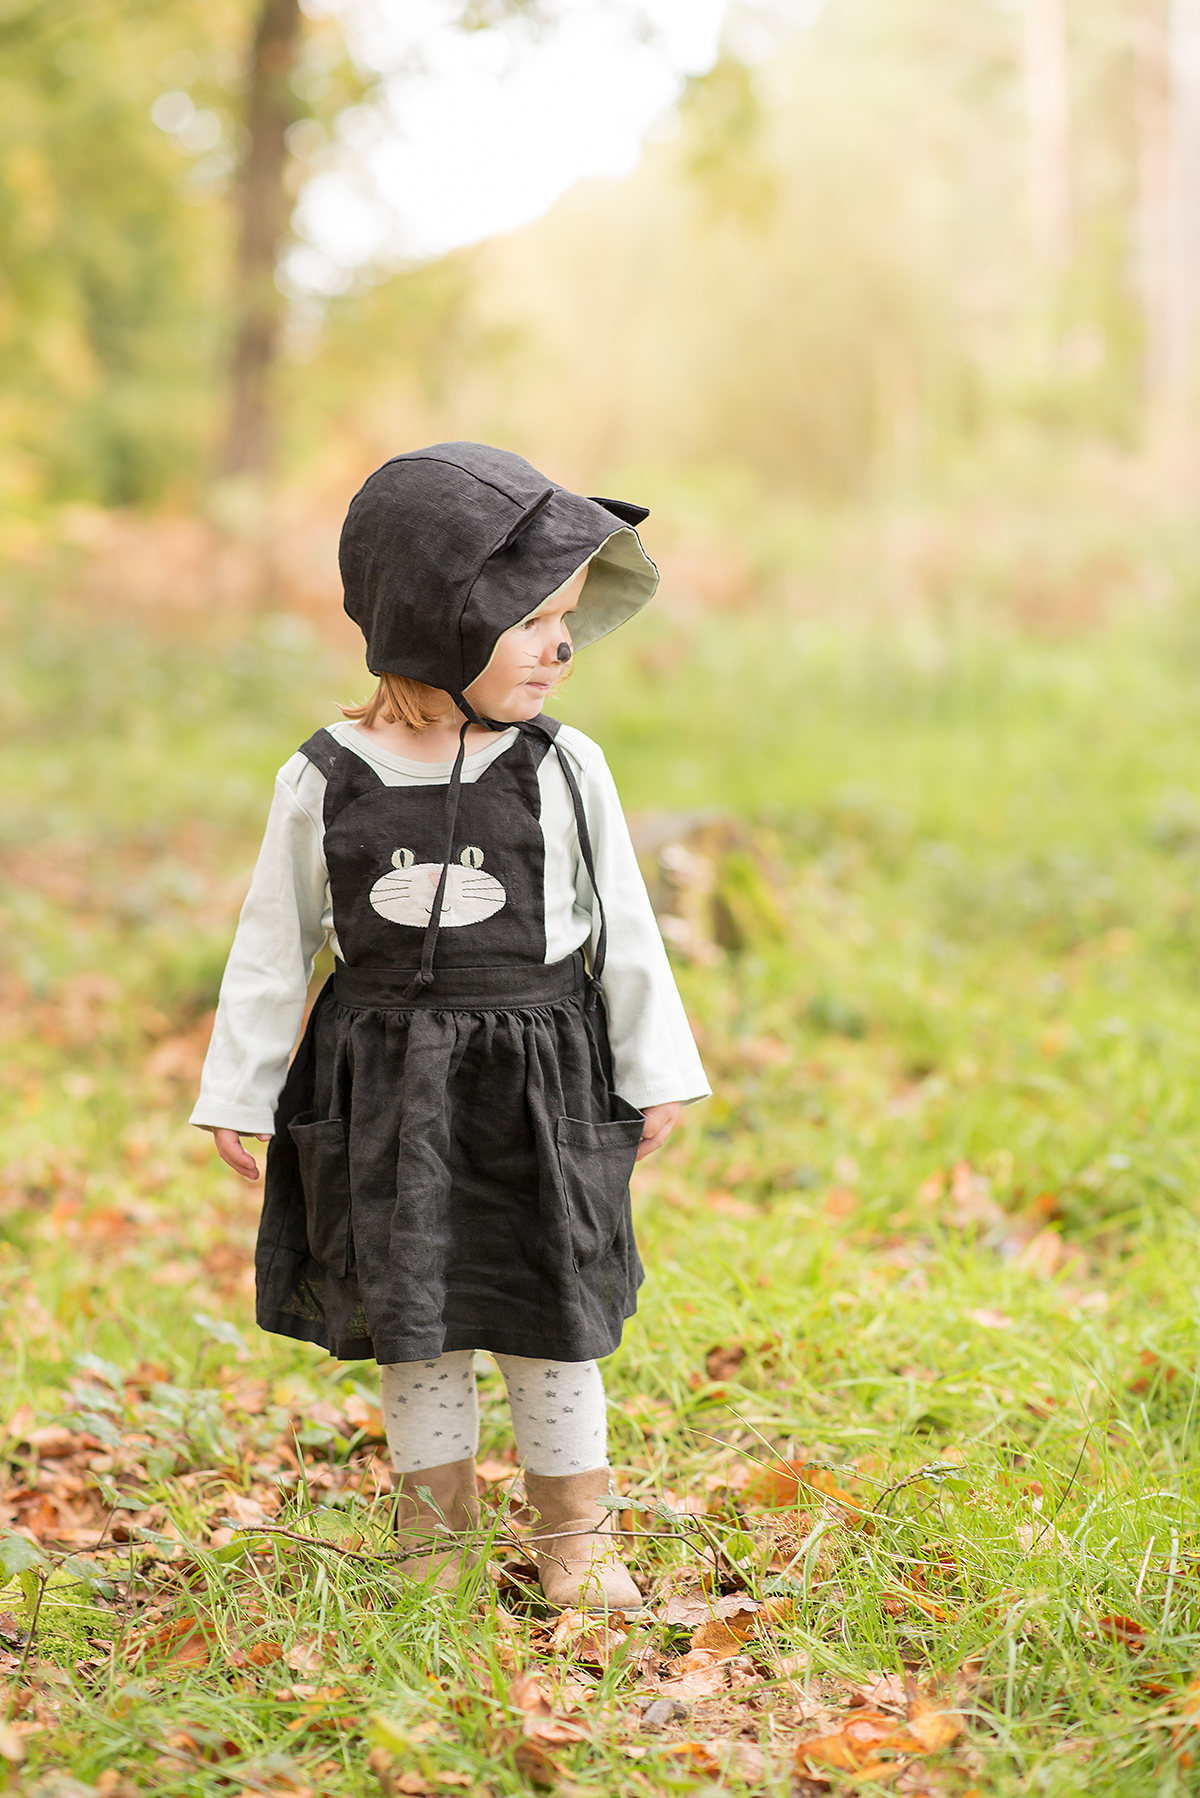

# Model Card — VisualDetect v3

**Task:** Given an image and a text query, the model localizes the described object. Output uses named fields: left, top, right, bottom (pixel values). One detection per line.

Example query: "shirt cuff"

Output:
left=188, top=1101, right=276, bottom=1135
left=614, top=1082, right=711, bottom=1110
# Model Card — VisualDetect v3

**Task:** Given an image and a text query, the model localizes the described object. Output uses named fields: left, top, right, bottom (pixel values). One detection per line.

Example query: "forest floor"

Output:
left=5, top=493, right=1200, bottom=1796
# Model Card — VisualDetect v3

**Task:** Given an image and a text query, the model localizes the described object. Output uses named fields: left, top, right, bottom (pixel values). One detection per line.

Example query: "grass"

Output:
left=5, top=512, right=1200, bottom=1794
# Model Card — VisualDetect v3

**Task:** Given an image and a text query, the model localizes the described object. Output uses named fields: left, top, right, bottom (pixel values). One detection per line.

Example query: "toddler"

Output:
left=192, top=443, right=709, bottom=1609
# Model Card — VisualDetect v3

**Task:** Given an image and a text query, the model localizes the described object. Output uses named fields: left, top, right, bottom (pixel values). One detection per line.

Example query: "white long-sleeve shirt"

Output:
left=190, top=719, right=710, bottom=1134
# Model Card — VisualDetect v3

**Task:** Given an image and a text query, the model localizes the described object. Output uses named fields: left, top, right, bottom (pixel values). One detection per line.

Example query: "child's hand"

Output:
left=213, top=1128, right=272, bottom=1181
left=636, top=1102, right=681, bottom=1161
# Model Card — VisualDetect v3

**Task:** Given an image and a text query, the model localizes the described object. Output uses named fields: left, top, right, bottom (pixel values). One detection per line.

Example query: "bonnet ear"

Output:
left=590, top=497, right=650, bottom=527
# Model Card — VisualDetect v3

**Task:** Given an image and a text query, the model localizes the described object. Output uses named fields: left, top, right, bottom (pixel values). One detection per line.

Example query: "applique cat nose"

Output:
left=556, top=642, right=572, bottom=663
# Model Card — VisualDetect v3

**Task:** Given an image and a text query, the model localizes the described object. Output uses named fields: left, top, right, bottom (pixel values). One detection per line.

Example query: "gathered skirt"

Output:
left=255, top=955, right=645, bottom=1364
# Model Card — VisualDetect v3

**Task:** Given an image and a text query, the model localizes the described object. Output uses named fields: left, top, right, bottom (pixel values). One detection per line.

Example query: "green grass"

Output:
left=6, top=521, right=1200, bottom=1794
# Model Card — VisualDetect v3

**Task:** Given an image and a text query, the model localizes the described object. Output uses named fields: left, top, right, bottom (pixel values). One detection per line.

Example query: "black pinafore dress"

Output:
left=254, top=721, right=646, bottom=1365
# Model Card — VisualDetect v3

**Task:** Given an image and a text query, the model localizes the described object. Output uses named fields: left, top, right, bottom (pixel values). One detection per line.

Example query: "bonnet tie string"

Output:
left=401, top=718, right=470, bottom=1001
left=540, top=732, right=607, bottom=988
left=411, top=698, right=609, bottom=1001
left=453, top=698, right=609, bottom=992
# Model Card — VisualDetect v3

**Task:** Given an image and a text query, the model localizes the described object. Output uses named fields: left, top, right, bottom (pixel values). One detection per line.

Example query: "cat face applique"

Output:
left=369, top=846, right=507, bottom=928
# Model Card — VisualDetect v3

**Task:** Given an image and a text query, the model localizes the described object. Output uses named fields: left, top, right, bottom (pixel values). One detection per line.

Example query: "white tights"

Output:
left=379, top=1352, right=607, bottom=1476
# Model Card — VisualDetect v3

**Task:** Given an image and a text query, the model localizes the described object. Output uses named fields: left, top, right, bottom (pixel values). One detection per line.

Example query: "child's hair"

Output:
left=338, top=672, right=454, bottom=733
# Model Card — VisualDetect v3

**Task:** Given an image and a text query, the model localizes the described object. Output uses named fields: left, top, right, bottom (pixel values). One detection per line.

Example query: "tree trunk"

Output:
left=1023, top=0, right=1072, bottom=271
left=220, top=0, right=303, bottom=480
left=1166, top=0, right=1200, bottom=417
left=1137, top=0, right=1200, bottom=435
left=1135, top=0, right=1172, bottom=408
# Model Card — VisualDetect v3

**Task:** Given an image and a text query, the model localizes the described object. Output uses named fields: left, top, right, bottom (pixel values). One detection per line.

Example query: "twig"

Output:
left=13, top=1569, right=49, bottom=1693
left=1049, top=1431, right=1091, bottom=1523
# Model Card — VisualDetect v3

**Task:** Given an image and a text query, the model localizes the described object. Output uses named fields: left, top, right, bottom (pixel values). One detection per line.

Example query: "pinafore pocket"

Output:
left=554, top=1098, right=644, bottom=1270
left=287, top=1112, right=355, bottom=1275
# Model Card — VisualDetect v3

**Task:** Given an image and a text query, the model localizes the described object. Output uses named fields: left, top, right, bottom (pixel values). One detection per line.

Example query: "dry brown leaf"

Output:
left=1096, top=1614, right=1147, bottom=1650
left=689, top=1613, right=756, bottom=1659
left=705, top=1343, right=747, bottom=1382
left=889, top=1581, right=957, bottom=1623
left=475, top=1459, right=518, bottom=1485
left=512, top=1739, right=559, bottom=1787
left=131, top=1616, right=220, bottom=1669
left=1170, top=1671, right=1200, bottom=1756
left=343, top=1394, right=385, bottom=1438
left=25, top=1425, right=82, bottom=1458
left=245, top=1641, right=285, bottom=1667
left=949, top=1161, right=1005, bottom=1229
left=660, top=1591, right=760, bottom=1627
left=661, top=1741, right=723, bottom=1775
left=905, top=1695, right=963, bottom=1752
left=286, top=1632, right=335, bottom=1674
left=508, top=1670, right=588, bottom=1744
left=756, top=1594, right=794, bottom=1627
left=849, top=1673, right=908, bottom=1711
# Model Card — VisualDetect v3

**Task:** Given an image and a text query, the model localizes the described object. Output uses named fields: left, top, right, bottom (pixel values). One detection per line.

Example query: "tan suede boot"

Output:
left=394, top=1457, right=481, bottom=1592
left=523, top=1467, right=644, bottom=1613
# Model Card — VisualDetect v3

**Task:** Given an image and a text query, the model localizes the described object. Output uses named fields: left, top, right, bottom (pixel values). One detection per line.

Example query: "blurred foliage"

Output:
left=0, top=0, right=244, bottom=504
left=0, top=0, right=364, bottom=506
left=0, top=0, right=1187, bottom=506
left=306, top=0, right=1155, bottom=494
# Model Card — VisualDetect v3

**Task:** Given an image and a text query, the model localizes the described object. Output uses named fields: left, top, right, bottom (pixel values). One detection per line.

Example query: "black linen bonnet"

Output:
left=339, top=441, right=659, bottom=696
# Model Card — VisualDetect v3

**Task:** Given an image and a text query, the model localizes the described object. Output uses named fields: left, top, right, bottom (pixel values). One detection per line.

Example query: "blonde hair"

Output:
left=338, top=671, right=455, bottom=733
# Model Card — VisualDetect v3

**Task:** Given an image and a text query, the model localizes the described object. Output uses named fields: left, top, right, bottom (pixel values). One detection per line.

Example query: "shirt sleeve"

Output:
left=189, top=757, right=331, bottom=1135
left=565, top=733, right=711, bottom=1110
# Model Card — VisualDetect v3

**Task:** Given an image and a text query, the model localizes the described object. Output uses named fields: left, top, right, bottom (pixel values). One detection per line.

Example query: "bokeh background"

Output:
left=10, top=4, right=1200, bottom=1792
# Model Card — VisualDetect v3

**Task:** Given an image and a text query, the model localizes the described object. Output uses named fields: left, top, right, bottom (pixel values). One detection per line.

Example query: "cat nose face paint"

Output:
left=556, top=641, right=572, bottom=663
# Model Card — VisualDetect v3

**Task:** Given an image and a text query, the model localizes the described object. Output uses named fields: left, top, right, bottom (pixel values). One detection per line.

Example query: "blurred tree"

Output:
left=220, top=0, right=303, bottom=479
left=1135, top=0, right=1200, bottom=436
left=0, top=0, right=240, bottom=504
left=217, top=0, right=600, bottom=481
left=1024, top=0, right=1073, bottom=272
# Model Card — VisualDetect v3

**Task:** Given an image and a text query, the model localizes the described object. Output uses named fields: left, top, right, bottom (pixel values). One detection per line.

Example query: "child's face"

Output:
left=463, top=567, right=586, bottom=721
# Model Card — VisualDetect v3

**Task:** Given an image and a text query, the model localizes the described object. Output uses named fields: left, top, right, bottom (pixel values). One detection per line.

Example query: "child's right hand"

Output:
left=213, top=1129, right=272, bottom=1181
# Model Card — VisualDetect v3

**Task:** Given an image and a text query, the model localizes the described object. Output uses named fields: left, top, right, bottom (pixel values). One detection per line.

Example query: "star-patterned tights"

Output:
left=379, top=1352, right=607, bottom=1475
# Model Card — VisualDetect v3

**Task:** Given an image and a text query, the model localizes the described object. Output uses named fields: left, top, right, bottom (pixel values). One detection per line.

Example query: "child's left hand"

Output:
left=636, top=1102, right=681, bottom=1161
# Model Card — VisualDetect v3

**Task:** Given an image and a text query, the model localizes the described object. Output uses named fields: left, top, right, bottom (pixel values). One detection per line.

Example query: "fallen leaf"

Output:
left=286, top=1633, right=334, bottom=1674
left=508, top=1670, right=588, bottom=1744
left=706, top=1190, right=756, bottom=1218
left=705, top=1343, right=747, bottom=1382
left=1019, top=1227, right=1066, bottom=1279
left=512, top=1740, right=559, bottom=1787
left=689, top=1613, right=757, bottom=1659
left=657, top=1661, right=730, bottom=1700
left=662, top=1742, right=722, bottom=1775
left=905, top=1694, right=963, bottom=1752
left=968, top=1309, right=1014, bottom=1330
left=131, top=1616, right=220, bottom=1669
left=1172, top=1672, right=1200, bottom=1753
left=849, top=1673, right=908, bottom=1711
left=659, top=1591, right=761, bottom=1627
left=25, top=1425, right=82, bottom=1458
left=475, top=1459, right=518, bottom=1485
left=1097, top=1614, right=1147, bottom=1650
left=745, top=1455, right=865, bottom=1521
left=949, top=1161, right=1005, bottom=1229
left=343, top=1394, right=385, bottom=1438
